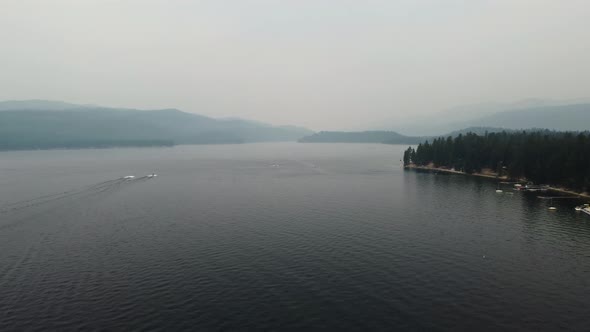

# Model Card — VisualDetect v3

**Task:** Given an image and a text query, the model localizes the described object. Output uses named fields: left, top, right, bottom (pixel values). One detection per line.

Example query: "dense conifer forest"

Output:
left=403, top=131, right=590, bottom=191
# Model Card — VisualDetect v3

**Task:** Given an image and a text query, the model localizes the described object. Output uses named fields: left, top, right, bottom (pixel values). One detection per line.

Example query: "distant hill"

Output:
left=0, top=100, right=313, bottom=150
left=382, top=100, right=590, bottom=135
left=467, top=104, right=590, bottom=131
left=298, top=131, right=424, bottom=144
left=297, top=126, right=573, bottom=146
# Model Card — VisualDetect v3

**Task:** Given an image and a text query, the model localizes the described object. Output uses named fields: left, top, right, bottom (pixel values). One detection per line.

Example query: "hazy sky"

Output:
left=1, top=0, right=589, bottom=130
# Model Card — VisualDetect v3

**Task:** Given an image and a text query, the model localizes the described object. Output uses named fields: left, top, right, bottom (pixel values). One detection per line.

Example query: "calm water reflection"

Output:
left=0, top=143, right=588, bottom=330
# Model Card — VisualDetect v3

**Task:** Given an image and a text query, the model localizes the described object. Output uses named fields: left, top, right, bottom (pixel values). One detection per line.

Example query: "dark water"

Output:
left=1, top=143, right=589, bottom=331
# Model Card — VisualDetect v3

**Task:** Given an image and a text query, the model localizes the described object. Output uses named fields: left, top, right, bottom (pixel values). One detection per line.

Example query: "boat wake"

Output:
left=0, top=174, right=157, bottom=215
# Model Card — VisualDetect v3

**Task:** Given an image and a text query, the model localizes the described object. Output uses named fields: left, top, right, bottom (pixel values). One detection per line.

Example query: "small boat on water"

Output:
left=147, top=173, right=158, bottom=178
left=123, top=175, right=135, bottom=180
left=548, top=198, right=556, bottom=210
left=575, top=204, right=590, bottom=212
left=582, top=206, right=590, bottom=216
left=515, top=184, right=549, bottom=192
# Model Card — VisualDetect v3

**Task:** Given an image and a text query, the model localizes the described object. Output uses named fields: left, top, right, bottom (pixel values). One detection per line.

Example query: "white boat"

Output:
left=575, top=204, right=589, bottom=211
left=516, top=184, right=549, bottom=192
left=582, top=207, right=590, bottom=216
left=147, top=173, right=158, bottom=178
left=123, top=175, right=135, bottom=180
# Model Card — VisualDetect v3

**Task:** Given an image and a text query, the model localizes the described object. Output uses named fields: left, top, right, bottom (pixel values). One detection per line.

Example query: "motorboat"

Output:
left=515, top=184, right=548, bottom=192
left=548, top=198, right=556, bottom=210
left=147, top=173, right=158, bottom=178
left=123, top=175, right=135, bottom=180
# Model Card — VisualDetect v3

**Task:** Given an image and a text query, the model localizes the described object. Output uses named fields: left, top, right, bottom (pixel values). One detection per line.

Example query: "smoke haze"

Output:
left=1, top=0, right=589, bottom=130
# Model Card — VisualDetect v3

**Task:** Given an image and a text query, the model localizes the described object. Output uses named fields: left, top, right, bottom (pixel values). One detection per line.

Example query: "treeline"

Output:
left=403, top=131, right=590, bottom=191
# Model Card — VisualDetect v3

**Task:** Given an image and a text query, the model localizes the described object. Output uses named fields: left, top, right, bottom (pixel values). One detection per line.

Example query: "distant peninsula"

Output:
left=298, top=131, right=425, bottom=144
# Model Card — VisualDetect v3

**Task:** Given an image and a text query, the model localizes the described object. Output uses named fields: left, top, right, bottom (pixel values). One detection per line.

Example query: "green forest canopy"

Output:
left=403, top=131, right=590, bottom=191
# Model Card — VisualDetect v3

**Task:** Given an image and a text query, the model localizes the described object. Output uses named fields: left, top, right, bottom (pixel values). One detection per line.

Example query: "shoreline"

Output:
left=405, top=164, right=590, bottom=199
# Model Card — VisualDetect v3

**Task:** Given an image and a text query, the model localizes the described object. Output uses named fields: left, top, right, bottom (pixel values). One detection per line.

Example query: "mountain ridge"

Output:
left=0, top=100, right=313, bottom=150
left=385, top=100, right=590, bottom=135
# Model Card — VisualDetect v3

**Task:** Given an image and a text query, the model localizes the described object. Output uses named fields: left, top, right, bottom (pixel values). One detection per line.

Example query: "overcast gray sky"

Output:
left=1, top=0, right=589, bottom=130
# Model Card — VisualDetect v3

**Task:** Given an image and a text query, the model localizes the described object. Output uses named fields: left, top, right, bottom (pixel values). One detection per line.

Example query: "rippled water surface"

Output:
left=1, top=143, right=589, bottom=331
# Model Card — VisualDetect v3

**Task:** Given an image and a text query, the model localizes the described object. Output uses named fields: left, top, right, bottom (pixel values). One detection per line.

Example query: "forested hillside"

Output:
left=0, top=101, right=312, bottom=150
left=403, top=131, right=590, bottom=191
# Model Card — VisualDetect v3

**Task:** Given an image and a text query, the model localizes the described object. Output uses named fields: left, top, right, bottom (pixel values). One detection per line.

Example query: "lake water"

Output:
left=1, top=143, right=589, bottom=331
